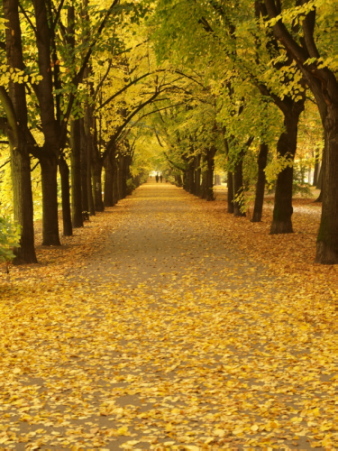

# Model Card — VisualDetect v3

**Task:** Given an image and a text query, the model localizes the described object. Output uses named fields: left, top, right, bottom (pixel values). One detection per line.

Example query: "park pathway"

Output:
left=1, top=182, right=337, bottom=450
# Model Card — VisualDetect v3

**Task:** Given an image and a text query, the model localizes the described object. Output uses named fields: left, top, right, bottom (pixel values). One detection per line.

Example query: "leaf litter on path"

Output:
left=0, top=182, right=337, bottom=450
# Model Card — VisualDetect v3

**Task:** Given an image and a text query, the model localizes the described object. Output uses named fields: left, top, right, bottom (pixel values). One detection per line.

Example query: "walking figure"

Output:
left=159, top=175, right=163, bottom=183
left=155, top=174, right=159, bottom=183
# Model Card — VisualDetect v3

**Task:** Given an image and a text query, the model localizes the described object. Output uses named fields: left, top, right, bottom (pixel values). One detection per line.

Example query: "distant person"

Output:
left=160, top=175, right=163, bottom=183
left=155, top=174, right=159, bottom=183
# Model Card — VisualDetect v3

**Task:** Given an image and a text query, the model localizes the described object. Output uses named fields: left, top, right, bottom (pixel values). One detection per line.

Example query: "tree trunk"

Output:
left=70, top=119, right=83, bottom=227
left=116, top=154, right=123, bottom=200
left=315, top=105, right=338, bottom=263
left=40, top=154, right=61, bottom=246
left=10, top=144, right=37, bottom=263
left=175, top=173, right=183, bottom=187
left=82, top=115, right=95, bottom=216
left=194, top=154, right=201, bottom=196
left=92, top=160, right=104, bottom=212
left=80, top=118, right=92, bottom=215
left=270, top=100, right=304, bottom=234
left=224, top=137, right=234, bottom=213
left=2, top=0, right=37, bottom=264
left=263, top=0, right=338, bottom=262
left=227, top=171, right=234, bottom=213
left=233, top=155, right=245, bottom=217
left=182, top=170, right=188, bottom=191
left=188, top=161, right=195, bottom=194
left=113, top=157, right=120, bottom=204
left=252, top=142, right=268, bottom=222
left=32, top=0, right=62, bottom=245
left=121, top=155, right=128, bottom=198
left=201, top=170, right=207, bottom=199
left=205, top=148, right=215, bottom=201
left=59, top=156, right=72, bottom=236
left=124, top=154, right=133, bottom=196
left=104, top=153, right=115, bottom=207
left=200, top=148, right=215, bottom=201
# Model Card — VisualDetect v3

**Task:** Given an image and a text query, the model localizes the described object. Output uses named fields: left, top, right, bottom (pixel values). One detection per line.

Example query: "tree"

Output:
left=150, top=0, right=307, bottom=230
left=262, top=0, right=338, bottom=261
left=1, top=0, right=37, bottom=263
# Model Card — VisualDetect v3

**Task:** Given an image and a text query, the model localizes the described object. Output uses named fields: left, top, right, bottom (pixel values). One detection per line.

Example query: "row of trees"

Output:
left=137, top=0, right=337, bottom=264
left=0, top=0, right=173, bottom=264
left=0, top=0, right=337, bottom=265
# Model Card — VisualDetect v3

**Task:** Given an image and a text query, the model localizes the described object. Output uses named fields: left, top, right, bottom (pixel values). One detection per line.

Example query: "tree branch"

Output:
left=52, top=0, right=66, bottom=30
left=97, top=70, right=167, bottom=110
left=18, top=2, right=37, bottom=33
left=93, top=59, right=113, bottom=101
left=0, top=158, right=10, bottom=169
left=300, top=6, right=320, bottom=59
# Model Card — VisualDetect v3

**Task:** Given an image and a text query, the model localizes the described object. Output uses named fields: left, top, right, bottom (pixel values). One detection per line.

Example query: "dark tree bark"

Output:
left=104, top=152, right=115, bottom=207
left=66, top=9, right=82, bottom=228
left=118, top=152, right=132, bottom=199
left=113, top=156, right=120, bottom=204
left=222, top=136, right=234, bottom=213
left=92, top=160, right=104, bottom=212
left=227, top=171, right=234, bottom=213
left=252, top=142, right=269, bottom=222
left=187, top=160, right=195, bottom=194
left=32, top=0, right=61, bottom=246
left=182, top=155, right=194, bottom=193
left=270, top=99, right=304, bottom=234
left=84, top=86, right=104, bottom=212
left=80, top=118, right=94, bottom=216
left=194, top=154, right=201, bottom=196
left=201, top=147, right=216, bottom=201
left=70, top=119, right=83, bottom=227
left=123, top=154, right=133, bottom=196
left=175, top=173, right=183, bottom=187
left=264, top=0, right=338, bottom=262
left=233, top=154, right=245, bottom=217
left=182, top=171, right=187, bottom=191
left=2, top=0, right=37, bottom=264
left=118, top=154, right=125, bottom=199
left=40, top=154, right=60, bottom=246
left=59, top=156, right=72, bottom=236
left=9, top=140, right=37, bottom=262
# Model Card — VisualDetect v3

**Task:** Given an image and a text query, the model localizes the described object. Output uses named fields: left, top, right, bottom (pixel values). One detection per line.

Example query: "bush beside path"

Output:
left=0, top=182, right=337, bottom=450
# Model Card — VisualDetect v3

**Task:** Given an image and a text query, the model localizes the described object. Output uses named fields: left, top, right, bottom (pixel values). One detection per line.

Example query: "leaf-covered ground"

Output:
left=0, top=182, right=337, bottom=450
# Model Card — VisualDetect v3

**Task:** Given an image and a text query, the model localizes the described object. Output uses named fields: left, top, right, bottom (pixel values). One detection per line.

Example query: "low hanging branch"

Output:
left=104, top=91, right=168, bottom=159
left=117, top=101, right=185, bottom=145
left=97, top=69, right=168, bottom=111
left=163, top=151, right=185, bottom=172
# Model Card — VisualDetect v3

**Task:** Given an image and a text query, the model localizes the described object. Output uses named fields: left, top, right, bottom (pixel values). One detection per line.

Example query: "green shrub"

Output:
left=0, top=216, right=21, bottom=263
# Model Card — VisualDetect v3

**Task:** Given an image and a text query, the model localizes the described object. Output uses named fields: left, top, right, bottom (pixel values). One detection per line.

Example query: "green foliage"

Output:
left=0, top=216, right=21, bottom=263
left=0, top=154, right=13, bottom=216
left=265, top=153, right=294, bottom=186
left=234, top=187, right=254, bottom=214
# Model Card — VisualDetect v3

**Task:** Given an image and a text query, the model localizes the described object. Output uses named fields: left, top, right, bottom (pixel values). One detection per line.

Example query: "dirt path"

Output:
left=0, top=182, right=337, bottom=450
left=69, top=182, right=270, bottom=291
